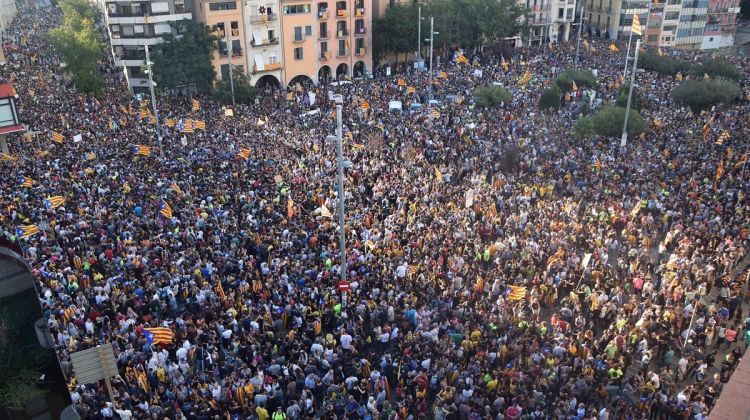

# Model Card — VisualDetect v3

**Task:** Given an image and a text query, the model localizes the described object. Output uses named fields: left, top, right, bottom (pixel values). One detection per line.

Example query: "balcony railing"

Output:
left=108, top=10, right=144, bottom=17
left=319, top=30, right=329, bottom=39
left=252, top=63, right=282, bottom=74
left=249, top=12, right=277, bottom=23
left=355, top=27, right=366, bottom=35
left=337, top=49, right=348, bottom=57
left=337, top=29, right=349, bottom=37
left=318, top=9, right=329, bottom=19
left=355, top=46, right=367, bottom=56
left=336, top=9, right=349, bottom=17
left=115, top=51, right=146, bottom=60
left=252, top=37, right=279, bottom=46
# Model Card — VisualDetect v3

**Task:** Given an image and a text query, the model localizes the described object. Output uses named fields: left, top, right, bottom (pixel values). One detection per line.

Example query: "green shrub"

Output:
left=538, top=85, right=561, bottom=110
left=688, top=59, right=741, bottom=81
left=638, top=52, right=692, bottom=76
left=671, top=77, right=740, bottom=113
left=576, top=106, right=647, bottom=138
left=473, top=84, right=512, bottom=108
left=555, top=69, right=595, bottom=91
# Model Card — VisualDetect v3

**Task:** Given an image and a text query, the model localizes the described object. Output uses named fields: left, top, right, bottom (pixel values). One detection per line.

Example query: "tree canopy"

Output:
left=48, top=0, right=105, bottom=96
left=473, top=84, right=511, bottom=108
left=151, top=20, right=219, bottom=93
left=575, top=106, right=647, bottom=139
left=214, top=66, right=258, bottom=105
left=671, top=77, right=740, bottom=113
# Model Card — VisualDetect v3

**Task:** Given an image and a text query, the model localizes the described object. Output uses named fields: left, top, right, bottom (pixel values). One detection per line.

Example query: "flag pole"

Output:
left=620, top=39, right=641, bottom=151
left=623, top=31, right=633, bottom=78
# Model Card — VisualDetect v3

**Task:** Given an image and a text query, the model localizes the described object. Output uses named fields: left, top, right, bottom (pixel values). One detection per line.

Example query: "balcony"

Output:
left=354, top=7, right=365, bottom=16
left=337, top=29, right=349, bottom=37
left=251, top=37, right=279, bottom=46
left=107, top=10, right=144, bottom=17
left=320, top=51, right=331, bottom=60
left=319, top=30, right=329, bottom=39
left=252, top=62, right=282, bottom=74
left=292, top=36, right=305, bottom=43
left=355, top=27, right=366, bottom=35
left=249, top=12, right=277, bottom=23
left=337, top=49, right=348, bottom=57
left=219, top=49, right=244, bottom=57
left=318, top=9, right=329, bottom=19
left=336, top=9, right=349, bottom=17
left=355, top=46, right=367, bottom=56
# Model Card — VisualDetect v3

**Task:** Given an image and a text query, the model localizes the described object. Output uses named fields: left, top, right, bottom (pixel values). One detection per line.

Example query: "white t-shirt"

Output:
left=340, top=334, right=353, bottom=349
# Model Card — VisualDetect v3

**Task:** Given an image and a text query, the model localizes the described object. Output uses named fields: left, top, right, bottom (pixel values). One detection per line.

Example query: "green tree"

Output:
left=638, top=52, right=692, bottom=76
left=586, top=106, right=647, bottom=138
left=688, top=58, right=741, bottom=81
left=671, top=77, right=740, bottom=113
left=573, top=116, right=595, bottom=139
left=473, top=84, right=511, bottom=108
left=214, top=66, right=259, bottom=105
left=555, top=69, right=595, bottom=92
left=151, top=20, right=219, bottom=93
left=616, top=83, right=644, bottom=110
left=372, top=3, right=419, bottom=62
left=48, top=0, right=105, bottom=96
left=538, top=85, right=561, bottom=110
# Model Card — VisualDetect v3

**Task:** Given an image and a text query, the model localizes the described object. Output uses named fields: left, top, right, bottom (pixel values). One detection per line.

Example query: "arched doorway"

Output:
left=288, top=74, right=314, bottom=89
left=558, top=24, right=566, bottom=42
left=336, top=63, right=348, bottom=79
left=256, top=74, right=280, bottom=89
left=353, top=61, right=366, bottom=78
left=318, top=66, right=332, bottom=84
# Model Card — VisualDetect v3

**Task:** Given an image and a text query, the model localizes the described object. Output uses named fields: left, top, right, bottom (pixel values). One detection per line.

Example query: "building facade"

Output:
left=193, top=0, right=249, bottom=81
left=104, top=0, right=192, bottom=92
left=698, top=0, right=739, bottom=49
left=522, top=0, right=576, bottom=45
left=279, top=0, right=372, bottom=85
left=244, top=0, right=284, bottom=86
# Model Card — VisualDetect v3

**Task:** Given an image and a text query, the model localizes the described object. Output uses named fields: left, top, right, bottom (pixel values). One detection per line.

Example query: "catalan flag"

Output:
left=139, top=109, right=151, bottom=120
left=435, top=168, right=442, bottom=182
left=320, top=205, right=333, bottom=218
left=609, top=43, right=620, bottom=52
left=165, top=118, right=176, bottom=128
left=216, top=281, right=226, bottom=300
left=675, top=72, right=683, bottom=81
left=430, top=108, right=440, bottom=119
left=408, top=265, right=418, bottom=276
left=0, top=153, right=18, bottom=161
left=238, top=148, right=251, bottom=160
left=61, top=305, right=78, bottom=322
left=133, top=145, right=152, bottom=156
left=18, top=176, right=33, bottom=188
left=44, top=195, right=65, bottom=209
left=572, top=80, right=578, bottom=91
left=507, top=285, right=527, bottom=301
left=397, top=78, right=405, bottom=86
left=703, top=114, right=715, bottom=141
left=735, top=153, right=748, bottom=170
left=193, top=120, right=206, bottom=130
left=143, top=327, right=174, bottom=346
left=287, top=198, right=295, bottom=219
left=171, top=181, right=182, bottom=194
left=501, top=57, right=509, bottom=71
left=583, top=39, right=590, bottom=51
left=631, top=14, right=642, bottom=35
left=123, top=182, right=131, bottom=193
left=454, top=53, right=469, bottom=64
left=182, top=119, right=194, bottom=133
left=715, top=159, right=724, bottom=184
left=438, top=70, right=448, bottom=79
left=715, top=130, right=729, bottom=146
left=192, top=98, right=200, bottom=111
left=360, top=100, right=370, bottom=110
left=15, top=225, right=40, bottom=239
left=159, top=200, right=173, bottom=219
left=50, top=131, right=65, bottom=144
left=518, top=69, right=532, bottom=85
left=658, top=48, right=664, bottom=56
left=406, top=86, right=416, bottom=95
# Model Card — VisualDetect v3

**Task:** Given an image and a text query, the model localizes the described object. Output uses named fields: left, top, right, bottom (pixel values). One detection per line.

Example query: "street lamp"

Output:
left=573, top=6, right=587, bottom=68
left=326, top=104, right=347, bottom=288
left=416, top=6, right=424, bottom=67
left=621, top=39, right=641, bottom=150
left=143, top=44, right=164, bottom=158
left=426, top=17, right=438, bottom=110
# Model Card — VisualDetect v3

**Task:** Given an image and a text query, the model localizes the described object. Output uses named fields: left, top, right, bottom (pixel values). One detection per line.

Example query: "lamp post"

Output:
left=621, top=39, right=640, bottom=150
left=143, top=44, right=163, bottom=158
left=574, top=3, right=586, bottom=68
left=326, top=104, right=347, bottom=288
left=416, top=6, right=424, bottom=67
left=225, top=25, right=236, bottom=107
left=426, top=17, right=438, bottom=109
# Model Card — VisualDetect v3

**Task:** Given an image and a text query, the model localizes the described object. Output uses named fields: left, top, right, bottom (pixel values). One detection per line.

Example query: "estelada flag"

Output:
left=143, top=327, right=174, bottom=346
left=507, top=285, right=527, bottom=301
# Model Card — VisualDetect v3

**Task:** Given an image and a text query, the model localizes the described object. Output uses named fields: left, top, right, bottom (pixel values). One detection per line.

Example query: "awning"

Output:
left=253, top=30, right=265, bottom=45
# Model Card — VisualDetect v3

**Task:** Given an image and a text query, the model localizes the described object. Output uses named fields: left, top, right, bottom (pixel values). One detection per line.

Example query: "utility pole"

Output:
left=143, top=44, right=163, bottom=158
left=574, top=1, right=585, bottom=68
left=621, top=39, right=640, bottom=150
left=326, top=105, right=347, bottom=290
left=225, top=26, right=236, bottom=107
left=426, top=17, right=437, bottom=109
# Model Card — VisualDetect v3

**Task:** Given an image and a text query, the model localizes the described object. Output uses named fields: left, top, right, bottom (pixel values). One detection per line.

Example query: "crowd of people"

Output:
left=1, top=3, right=750, bottom=419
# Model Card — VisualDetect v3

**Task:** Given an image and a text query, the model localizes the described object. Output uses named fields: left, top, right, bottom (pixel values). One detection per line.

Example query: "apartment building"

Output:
left=193, top=0, right=249, bottom=81
left=244, top=0, right=284, bottom=86
left=104, top=0, right=192, bottom=92
left=642, top=0, right=683, bottom=47
left=698, top=0, right=739, bottom=48
left=280, top=0, right=372, bottom=85
left=522, top=0, right=577, bottom=45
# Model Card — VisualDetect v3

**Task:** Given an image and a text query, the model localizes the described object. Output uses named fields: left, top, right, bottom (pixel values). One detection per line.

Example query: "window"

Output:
left=321, top=41, right=328, bottom=52
left=268, top=29, right=276, bottom=42
left=355, top=37, right=365, bottom=51
left=647, top=34, right=657, bottom=41
left=663, top=25, right=676, bottom=31
left=231, top=21, right=239, bottom=37
left=214, top=22, right=225, bottom=37
left=268, top=53, right=277, bottom=64
left=209, top=1, right=237, bottom=11
left=283, top=4, right=310, bottom=14
left=320, top=22, right=327, bottom=38
left=665, top=11, right=679, bottom=19
left=558, top=8, right=564, bottom=18
left=355, top=19, right=364, bottom=33
left=232, top=39, right=241, bottom=54
left=294, top=47, right=303, bottom=59
left=336, top=1, right=346, bottom=10
left=566, top=8, right=573, bottom=19
left=338, top=39, right=346, bottom=55
left=305, top=25, right=312, bottom=36
left=221, top=64, right=230, bottom=80
left=294, top=26, right=303, bottom=41
left=337, top=20, right=346, bottom=34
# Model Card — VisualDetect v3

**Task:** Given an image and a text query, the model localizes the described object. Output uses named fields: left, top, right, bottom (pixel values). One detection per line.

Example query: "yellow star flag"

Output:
left=631, top=14, right=642, bottom=35
left=609, top=43, right=620, bottom=52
